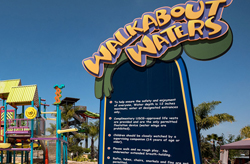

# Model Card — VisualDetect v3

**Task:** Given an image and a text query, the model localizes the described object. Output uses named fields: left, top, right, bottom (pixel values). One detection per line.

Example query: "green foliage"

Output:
left=200, top=134, right=241, bottom=163
left=200, top=137, right=213, bottom=161
left=21, top=121, right=26, bottom=126
left=240, top=125, right=250, bottom=139
left=195, top=101, right=235, bottom=142
left=17, top=113, right=26, bottom=126
left=194, top=101, right=241, bottom=163
left=84, top=148, right=91, bottom=153
left=200, top=133, right=249, bottom=163
left=206, top=133, right=224, bottom=159
left=82, top=120, right=99, bottom=159
left=61, top=104, right=75, bottom=123
left=18, top=113, right=24, bottom=119
left=46, top=123, right=56, bottom=135
left=69, top=145, right=85, bottom=156
left=72, top=155, right=88, bottom=162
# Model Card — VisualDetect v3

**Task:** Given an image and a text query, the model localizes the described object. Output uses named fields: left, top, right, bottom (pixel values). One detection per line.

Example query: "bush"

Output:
left=73, top=157, right=78, bottom=161
left=72, top=156, right=88, bottom=162
left=83, top=148, right=90, bottom=153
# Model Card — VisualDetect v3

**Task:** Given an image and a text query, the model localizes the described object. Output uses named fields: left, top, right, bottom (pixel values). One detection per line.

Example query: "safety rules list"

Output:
left=104, top=98, right=193, bottom=164
left=100, top=60, right=199, bottom=164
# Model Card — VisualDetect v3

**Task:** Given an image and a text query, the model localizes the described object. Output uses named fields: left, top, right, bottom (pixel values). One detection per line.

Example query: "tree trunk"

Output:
left=197, top=128, right=201, bottom=145
left=85, top=134, right=88, bottom=148
left=212, top=141, right=216, bottom=159
left=91, top=137, right=94, bottom=159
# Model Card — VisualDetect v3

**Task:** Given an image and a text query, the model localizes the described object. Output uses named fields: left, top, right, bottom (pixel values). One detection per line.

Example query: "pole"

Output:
left=63, top=136, right=65, bottom=164
left=3, top=101, right=9, bottom=164
left=3, top=101, right=7, bottom=143
left=37, top=98, right=41, bottom=136
left=54, top=84, right=64, bottom=164
left=21, top=105, right=24, bottom=164
left=43, top=101, right=46, bottom=164
left=14, top=107, right=17, bottom=164
left=44, top=101, right=47, bottom=135
left=1, top=100, right=4, bottom=164
left=56, top=104, right=61, bottom=164
left=30, top=101, right=34, bottom=164
left=65, top=137, right=68, bottom=164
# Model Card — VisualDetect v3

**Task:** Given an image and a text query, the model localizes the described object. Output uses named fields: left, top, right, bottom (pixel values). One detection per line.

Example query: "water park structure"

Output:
left=0, top=79, right=99, bottom=164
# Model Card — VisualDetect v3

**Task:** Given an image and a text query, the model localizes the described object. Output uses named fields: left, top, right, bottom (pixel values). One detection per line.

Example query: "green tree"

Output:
left=46, top=123, right=56, bottom=135
left=206, top=133, right=222, bottom=159
left=206, top=133, right=224, bottom=159
left=82, top=120, right=99, bottom=159
left=68, top=144, right=85, bottom=158
left=68, top=134, right=88, bottom=158
left=200, top=135, right=213, bottom=163
left=195, top=101, right=235, bottom=142
left=240, top=125, right=250, bottom=139
left=55, top=104, right=77, bottom=145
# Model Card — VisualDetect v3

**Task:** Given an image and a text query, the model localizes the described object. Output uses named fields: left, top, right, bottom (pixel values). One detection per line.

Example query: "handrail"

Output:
left=41, top=112, right=56, bottom=114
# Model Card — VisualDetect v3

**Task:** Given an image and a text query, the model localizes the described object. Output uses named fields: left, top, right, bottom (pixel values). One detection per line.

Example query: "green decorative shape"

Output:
left=54, top=84, right=65, bottom=89
left=183, top=20, right=233, bottom=61
left=146, top=57, right=156, bottom=67
left=95, top=52, right=128, bottom=99
left=95, top=76, right=104, bottom=99
left=159, top=44, right=183, bottom=62
left=84, top=110, right=100, bottom=118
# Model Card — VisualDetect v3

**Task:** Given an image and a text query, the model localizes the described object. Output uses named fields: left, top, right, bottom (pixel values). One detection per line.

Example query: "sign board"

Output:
left=82, top=0, right=233, bottom=163
left=99, top=58, right=200, bottom=164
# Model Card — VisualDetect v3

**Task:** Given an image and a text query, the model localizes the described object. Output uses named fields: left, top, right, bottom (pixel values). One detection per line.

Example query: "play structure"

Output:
left=0, top=79, right=99, bottom=164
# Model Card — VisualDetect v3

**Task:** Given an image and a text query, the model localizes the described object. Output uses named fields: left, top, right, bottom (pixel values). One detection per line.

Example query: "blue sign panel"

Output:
left=99, top=58, right=201, bottom=164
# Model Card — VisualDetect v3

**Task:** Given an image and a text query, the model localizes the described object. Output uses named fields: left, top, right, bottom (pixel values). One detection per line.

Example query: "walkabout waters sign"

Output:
left=83, top=0, right=233, bottom=164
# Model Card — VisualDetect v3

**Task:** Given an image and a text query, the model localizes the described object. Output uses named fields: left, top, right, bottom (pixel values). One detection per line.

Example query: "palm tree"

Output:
left=46, top=123, right=56, bottom=135
left=240, top=125, right=250, bottom=139
left=58, top=104, right=76, bottom=143
left=82, top=120, right=99, bottom=159
left=206, top=133, right=223, bottom=159
left=195, top=101, right=235, bottom=143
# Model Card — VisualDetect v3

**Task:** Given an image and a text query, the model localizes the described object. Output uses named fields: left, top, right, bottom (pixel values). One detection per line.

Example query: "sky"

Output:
left=0, top=0, right=249, bottom=142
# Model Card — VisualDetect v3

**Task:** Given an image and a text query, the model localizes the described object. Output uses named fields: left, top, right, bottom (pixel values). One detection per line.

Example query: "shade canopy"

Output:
left=59, top=97, right=80, bottom=106
left=6, top=85, right=39, bottom=108
left=220, top=138, right=250, bottom=150
left=0, top=79, right=21, bottom=100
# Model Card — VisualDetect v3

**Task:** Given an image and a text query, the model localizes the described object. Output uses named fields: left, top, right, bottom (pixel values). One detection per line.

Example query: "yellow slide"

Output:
left=16, top=143, right=38, bottom=148
left=0, top=143, right=11, bottom=148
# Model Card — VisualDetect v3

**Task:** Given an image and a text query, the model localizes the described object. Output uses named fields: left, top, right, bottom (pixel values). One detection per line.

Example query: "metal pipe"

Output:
left=46, top=118, right=56, bottom=121
left=3, top=101, right=7, bottom=143
left=41, top=112, right=57, bottom=114
left=30, top=101, right=34, bottom=164
left=57, top=128, right=78, bottom=134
